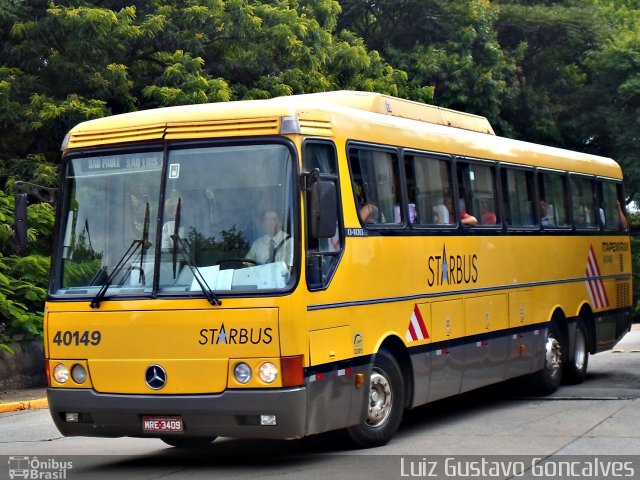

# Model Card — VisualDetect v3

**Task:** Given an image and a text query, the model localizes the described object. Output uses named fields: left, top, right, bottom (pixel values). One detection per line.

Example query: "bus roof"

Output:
left=64, top=91, right=621, bottom=178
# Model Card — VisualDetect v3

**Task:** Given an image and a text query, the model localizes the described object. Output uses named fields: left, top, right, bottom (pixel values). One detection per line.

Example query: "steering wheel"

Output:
left=218, top=258, right=257, bottom=270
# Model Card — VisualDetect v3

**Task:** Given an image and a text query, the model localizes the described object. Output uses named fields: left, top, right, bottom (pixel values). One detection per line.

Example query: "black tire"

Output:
left=161, top=436, right=216, bottom=448
left=530, top=323, right=563, bottom=395
left=563, top=322, right=589, bottom=384
left=346, top=349, right=405, bottom=448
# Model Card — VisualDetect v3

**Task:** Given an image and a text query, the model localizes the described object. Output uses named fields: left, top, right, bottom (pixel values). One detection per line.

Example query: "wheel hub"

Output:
left=545, top=335, right=562, bottom=379
left=367, top=371, right=392, bottom=426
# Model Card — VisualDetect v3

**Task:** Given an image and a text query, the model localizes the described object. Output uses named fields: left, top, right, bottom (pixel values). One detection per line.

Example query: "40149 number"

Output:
left=52, top=330, right=101, bottom=346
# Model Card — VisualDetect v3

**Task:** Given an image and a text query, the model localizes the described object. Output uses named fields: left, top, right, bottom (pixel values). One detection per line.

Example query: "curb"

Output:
left=0, top=398, right=48, bottom=413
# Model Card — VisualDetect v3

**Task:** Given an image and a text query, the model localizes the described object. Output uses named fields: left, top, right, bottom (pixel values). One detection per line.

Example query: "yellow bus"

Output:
left=30, top=91, right=632, bottom=448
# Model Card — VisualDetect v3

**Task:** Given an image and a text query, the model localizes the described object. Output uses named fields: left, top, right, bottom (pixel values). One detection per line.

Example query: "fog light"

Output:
left=234, top=362, right=252, bottom=384
left=260, top=414, right=277, bottom=426
left=71, top=364, right=87, bottom=384
left=258, top=362, right=278, bottom=383
left=53, top=364, right=69, bottom=384
left=65, top=412, right=79, bottom=423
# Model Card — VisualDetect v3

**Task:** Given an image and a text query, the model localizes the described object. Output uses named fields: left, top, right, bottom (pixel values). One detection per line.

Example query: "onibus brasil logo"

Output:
left=8, top=456, right=72, bottom=479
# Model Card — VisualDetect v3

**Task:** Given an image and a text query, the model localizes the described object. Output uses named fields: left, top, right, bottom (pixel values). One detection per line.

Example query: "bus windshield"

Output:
left=53, top=143, right=297, bottom=298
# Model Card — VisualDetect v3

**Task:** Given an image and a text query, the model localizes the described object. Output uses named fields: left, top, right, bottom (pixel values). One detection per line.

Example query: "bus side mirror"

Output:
left=12, top=181, right=58, bottom=249
left=14, top=192, right=28, bottom=249
left=310, top=180, right=338, bottom=239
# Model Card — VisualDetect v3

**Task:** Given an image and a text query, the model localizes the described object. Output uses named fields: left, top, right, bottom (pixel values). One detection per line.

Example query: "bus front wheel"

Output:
left=346, top=349, right=405, bottom=448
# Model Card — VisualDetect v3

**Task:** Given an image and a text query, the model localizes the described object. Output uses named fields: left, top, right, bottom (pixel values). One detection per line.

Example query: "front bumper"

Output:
left=47, top=387, right=308, bottom=440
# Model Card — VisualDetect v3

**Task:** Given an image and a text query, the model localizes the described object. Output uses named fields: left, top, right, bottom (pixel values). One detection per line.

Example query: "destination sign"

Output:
left=71, top=152, right=163, bottom=176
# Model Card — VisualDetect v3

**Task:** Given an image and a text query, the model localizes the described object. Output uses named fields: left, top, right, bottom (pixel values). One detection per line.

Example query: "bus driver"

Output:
left=246, top=209, right=293, bottom=266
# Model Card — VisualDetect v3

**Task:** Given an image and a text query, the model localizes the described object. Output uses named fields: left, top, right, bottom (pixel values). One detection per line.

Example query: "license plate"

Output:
left=142, top=416, right=183, bottom=433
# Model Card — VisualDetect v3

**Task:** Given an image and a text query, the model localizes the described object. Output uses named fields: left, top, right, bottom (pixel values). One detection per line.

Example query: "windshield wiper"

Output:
left=89, top=239, right=144, bottom=308
left=139, top=202, right=151, bottom=280
left=89, top=202, right=152, bottom=309
left=171, top=198, right=221, bottom=306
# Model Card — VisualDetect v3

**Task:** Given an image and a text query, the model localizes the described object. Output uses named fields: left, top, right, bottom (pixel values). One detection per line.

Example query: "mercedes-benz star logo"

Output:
left=145, top=365, right=167, bottom=390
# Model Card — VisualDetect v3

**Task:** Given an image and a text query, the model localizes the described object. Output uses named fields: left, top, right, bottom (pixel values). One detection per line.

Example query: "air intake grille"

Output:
left=616, top=281, right=631, bottom=308
left=165, top=118, right=279, bottom=139
left=67, top=124, right=166, bottom=148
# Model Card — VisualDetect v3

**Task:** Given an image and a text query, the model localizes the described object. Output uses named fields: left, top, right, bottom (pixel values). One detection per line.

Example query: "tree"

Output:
left=495, top=0, right=640, bottom=205
left=495, top=1, right=607, bottom=144
left=338, top=0, right=520, bottom=129
left=581, top=5, right=640, bottom=203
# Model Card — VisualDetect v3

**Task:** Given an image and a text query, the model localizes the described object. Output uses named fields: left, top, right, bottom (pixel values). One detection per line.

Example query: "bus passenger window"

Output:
left=599, top=180, right=628, bottom=230
left=349, top=147, right=402, bottom=226
left=303, top=141, right=341, bottom=290
left=405, top=154, right=454, bottom=226
left=571, top=176, right=597, bottom=229
left=539, top=172, right=569, bottom=227
left=502, top=168, right=535, bottom=227
left=457, top=161, right=497, bottom=226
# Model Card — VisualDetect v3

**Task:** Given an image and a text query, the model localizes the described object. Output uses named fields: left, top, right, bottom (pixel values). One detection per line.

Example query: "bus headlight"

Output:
left=53, top=364, right=69, bottom=384
left=258, top=362, right=278, bottom=384
left=234, top=362, right=252, bottom=384
left=71, top=364, right=87, bottom=384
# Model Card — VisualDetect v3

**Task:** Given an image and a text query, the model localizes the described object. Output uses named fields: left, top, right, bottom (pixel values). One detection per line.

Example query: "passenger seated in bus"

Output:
left=444, top=196, right=477, bottom=225
left=539, top=199, right=554, bottom=226
left=480, top=199, right=497, bottom=225
left=360, top=203, right=381, bottom=224
left=460, top=210, right=477, bottom=226
left=481, top=209, right=496, bottom=225
left=408, top=203, right=417, bottom=223
left=616, top=200, right=629, bottom=229
left=601, top=200, right=629, bottom=229
left=432, top=203, right=449, bottom=224
left=599, top=205, right=606, bottom=228
left=245, top=209, right=293, bottom=266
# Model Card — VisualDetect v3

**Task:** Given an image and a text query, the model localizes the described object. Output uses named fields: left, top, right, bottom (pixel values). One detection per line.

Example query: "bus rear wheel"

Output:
left=161, top=436, right=216, bottom=448
left=531, top=324, right=563, bottom=395
left=564, top=321, right=589, bottom=384
left=346, top=349, right=405, bottom=448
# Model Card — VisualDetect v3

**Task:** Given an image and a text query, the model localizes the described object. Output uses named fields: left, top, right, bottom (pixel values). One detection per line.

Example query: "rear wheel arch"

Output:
left=578, top=304, right=597, bottom=354
left=550, top=308, right=569, bottom=344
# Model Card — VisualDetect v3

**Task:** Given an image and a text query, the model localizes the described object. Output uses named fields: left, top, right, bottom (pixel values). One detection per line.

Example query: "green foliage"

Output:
left=338, top=0, right=519, bottom=126
left=0, top=190, right=51, bottom=343
left=495, top=1, right=607, bottom=144
left=581, top=10, right=640, bottom=203
left=142, top=50, right=232, bottom=106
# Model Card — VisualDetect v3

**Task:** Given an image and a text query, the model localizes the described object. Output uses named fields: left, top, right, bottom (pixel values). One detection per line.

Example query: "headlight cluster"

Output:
left=234, top=362, right=252, bottom=384
left=52, top=363, right=88, bottom=385
left=233, top=361, right=278, bottom=384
